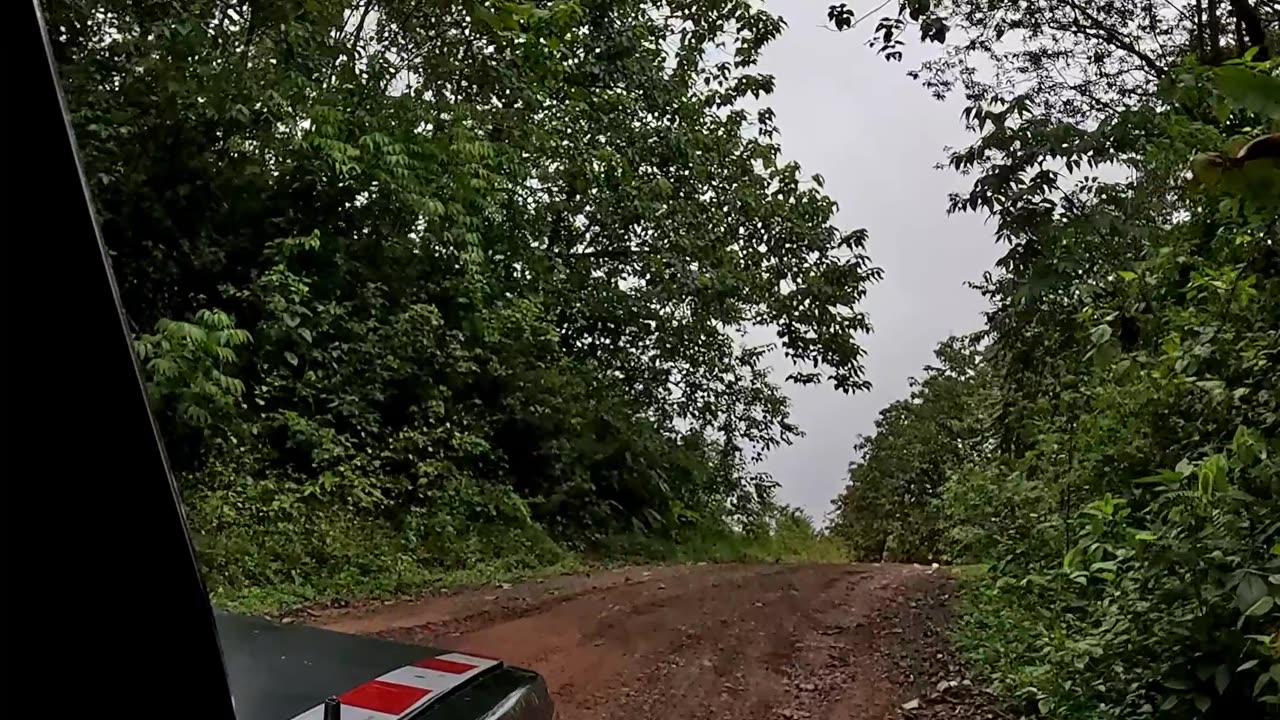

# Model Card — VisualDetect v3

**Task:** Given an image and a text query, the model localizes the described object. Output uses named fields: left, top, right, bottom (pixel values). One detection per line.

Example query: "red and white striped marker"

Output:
left=289, top=652, right=501, bottom=720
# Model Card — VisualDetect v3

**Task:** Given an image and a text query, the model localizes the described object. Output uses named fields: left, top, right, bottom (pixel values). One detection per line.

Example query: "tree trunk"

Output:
left=1194, top=0, right=1207, bottom=61
left=1207, top=0, right=1223, bottom=63
left=1228, top=0, right=1271, bottom=60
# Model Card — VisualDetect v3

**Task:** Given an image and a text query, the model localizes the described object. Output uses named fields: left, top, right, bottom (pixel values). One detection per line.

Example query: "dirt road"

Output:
left=310, top=563, right=1000, bottom=719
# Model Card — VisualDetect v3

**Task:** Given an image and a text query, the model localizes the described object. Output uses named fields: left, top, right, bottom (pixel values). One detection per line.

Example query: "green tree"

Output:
left=827, top=1, right=1280, bottom=716
left=830, top=333, right=991, bottom=562
left=47, top=0, right=879, bottom=600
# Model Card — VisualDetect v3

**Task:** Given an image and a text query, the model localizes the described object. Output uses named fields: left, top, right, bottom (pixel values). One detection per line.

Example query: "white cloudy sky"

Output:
left=750, top=1, right=1003, bottom=523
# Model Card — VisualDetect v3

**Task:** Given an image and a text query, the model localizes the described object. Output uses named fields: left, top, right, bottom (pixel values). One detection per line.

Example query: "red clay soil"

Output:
left=310, top=563, right=1006, bottom=720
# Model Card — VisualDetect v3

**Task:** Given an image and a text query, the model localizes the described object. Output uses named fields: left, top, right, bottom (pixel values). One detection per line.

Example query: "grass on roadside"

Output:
left=202, top=510, right=847, bottom=615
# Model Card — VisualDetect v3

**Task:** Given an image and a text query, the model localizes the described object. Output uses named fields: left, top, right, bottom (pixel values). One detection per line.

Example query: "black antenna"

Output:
left=11, top=3, right=238, bottom=718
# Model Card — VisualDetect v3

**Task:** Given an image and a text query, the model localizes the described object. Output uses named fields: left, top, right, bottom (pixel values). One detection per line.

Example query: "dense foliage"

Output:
left=829, top=1, right=1279, bottom=718
left=831, top=333, right=992, bottom=562
left=48, top=0, right=867, bottom=606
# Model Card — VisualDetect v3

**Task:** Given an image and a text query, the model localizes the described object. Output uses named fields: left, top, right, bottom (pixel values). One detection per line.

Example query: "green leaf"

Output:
left=1215, top=664, right=1231, bottom=694
left=1232, top=426, right=1264, bottom=465
left=1243, top=596, right=1273, bottom=617
left=1195, top=379, right=1226, bottom=395
left=1198, top=454, right=1229, bottom=496
left=1237, top=574, right=1268, bottom=612
left=1212, top=95, right=1233, bottom=123
left=284, top=351, right=299, bottom=367
left=1239, top=660, right=1260, bottom=672
left=1214, top=66, right=1280, bottom=120
left=1193, top=693, right=1210, bottom=712
left=1092, top=340, right=1120, bottom=369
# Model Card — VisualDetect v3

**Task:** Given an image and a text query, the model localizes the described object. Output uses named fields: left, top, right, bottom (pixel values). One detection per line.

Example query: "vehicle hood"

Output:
left=215, top=611, right=552, bottom=720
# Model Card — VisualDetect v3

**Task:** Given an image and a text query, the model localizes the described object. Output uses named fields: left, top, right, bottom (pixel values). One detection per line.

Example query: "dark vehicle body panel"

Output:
left=218, top=613, right=553, bottom=720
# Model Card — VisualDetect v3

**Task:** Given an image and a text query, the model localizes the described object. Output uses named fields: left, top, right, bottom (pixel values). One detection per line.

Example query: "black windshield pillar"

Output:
left=11, top=4, right=238, bottom=718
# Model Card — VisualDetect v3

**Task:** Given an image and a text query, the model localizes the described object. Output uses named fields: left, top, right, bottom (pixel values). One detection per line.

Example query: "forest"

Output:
left=49, top=0, right=860, bottom=608
left=826, top=1, right=1280, bottom=718
left=46, top=0, right=1277, bottom=718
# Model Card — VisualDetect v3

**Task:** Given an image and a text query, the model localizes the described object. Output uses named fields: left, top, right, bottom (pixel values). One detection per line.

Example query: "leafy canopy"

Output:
left=828, top=1, right=1279, bottom=717
left=47, top=0, right=876, bottom=601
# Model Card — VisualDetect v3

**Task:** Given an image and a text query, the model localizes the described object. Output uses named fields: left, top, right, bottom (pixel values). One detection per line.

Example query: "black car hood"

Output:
left=215, top=611, right=552, bottom=720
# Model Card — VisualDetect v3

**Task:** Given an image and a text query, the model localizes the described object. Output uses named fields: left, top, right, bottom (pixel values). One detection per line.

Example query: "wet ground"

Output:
left=309, top=563, right=1005, bottom=719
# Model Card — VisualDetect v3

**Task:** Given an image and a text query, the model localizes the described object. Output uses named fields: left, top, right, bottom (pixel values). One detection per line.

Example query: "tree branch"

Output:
left=1061, top=0, right=1167, bottom=77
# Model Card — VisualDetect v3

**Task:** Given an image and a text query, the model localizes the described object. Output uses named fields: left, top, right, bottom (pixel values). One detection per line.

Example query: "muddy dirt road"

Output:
left=311, top=564, right=999, bottom=720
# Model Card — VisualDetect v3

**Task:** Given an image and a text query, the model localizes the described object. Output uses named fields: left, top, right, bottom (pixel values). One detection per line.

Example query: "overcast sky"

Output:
left=750, top=1, right=1003, bottom=523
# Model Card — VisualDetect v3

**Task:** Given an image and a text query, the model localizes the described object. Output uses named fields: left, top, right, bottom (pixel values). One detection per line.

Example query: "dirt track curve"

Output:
left=309, top=563, right=1003, bottom=720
